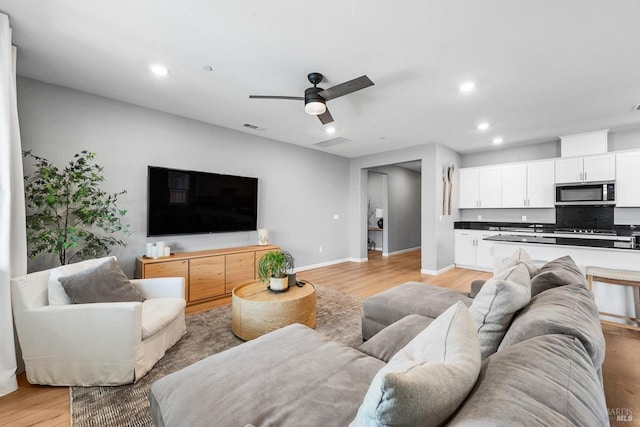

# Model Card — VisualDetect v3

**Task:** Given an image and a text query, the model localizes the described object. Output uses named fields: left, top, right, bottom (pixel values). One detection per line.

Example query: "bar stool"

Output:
left=586, top=266, right=640, bottom=332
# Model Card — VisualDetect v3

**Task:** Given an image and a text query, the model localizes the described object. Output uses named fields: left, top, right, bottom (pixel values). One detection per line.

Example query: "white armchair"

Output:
left=10, top=257, right=186, bottom=386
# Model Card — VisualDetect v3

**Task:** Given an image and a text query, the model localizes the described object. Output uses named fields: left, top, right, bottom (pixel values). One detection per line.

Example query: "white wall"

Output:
left=349, top=143, right=458, bottom=273
left=17, top=78, right=351, bottom=276
left=368, top=165, right=421, bottom=254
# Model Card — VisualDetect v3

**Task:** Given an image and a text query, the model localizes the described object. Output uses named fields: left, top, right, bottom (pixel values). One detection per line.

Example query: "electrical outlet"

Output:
left=439, top=215, right=443, bottom=221
left=318, top=246, right=323, bottom=253
left=477, top=215, right=482, bottom=221
left=333, top=214, right=339, bottom=220
left=522, top=215, right=527, bottom=221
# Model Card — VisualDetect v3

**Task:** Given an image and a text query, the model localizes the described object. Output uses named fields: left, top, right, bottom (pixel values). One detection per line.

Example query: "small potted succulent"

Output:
left=257, top=250, right=295, bottom=291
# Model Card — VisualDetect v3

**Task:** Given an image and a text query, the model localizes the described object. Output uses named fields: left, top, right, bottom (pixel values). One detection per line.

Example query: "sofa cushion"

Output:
left=498, top=284, right=605, bottom=367
left=142, top=298, right=186, bottom=339
left=447, top=334, right=608, bottom=426
left=351, top=302, right=481, bottom=427
left=150, top=324, right=384, bottom=427
left=48, top=256, right=114, bottom=305
left=496, top=248, right=538, bottom=277
left=469, top=279, right=486, bottom=298
left=530, top=255, right=587, bottom=297
left=362, top=282, right=472, bottom=340
left=58, top=258, right=146, bottom=304
left=470, top=263, right=531, bottom=359
left=358, top=314, right=434, bottom=363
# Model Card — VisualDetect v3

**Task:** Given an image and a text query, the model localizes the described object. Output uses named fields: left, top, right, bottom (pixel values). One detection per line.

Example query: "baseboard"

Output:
left=421, top=263, right=455, bottom=276
left=454, top=264, right=493, bottom=273
left=295, top=258, right=352, bottom=272
left=386, top=246, right=420, bottom=256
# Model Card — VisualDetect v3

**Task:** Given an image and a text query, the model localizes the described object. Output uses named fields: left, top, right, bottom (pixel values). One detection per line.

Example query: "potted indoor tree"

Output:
left=257, top=250, right=295, bottom=291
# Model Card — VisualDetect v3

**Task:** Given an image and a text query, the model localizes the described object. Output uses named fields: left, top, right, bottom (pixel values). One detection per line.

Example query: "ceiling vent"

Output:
left=242, top=123, right=266, bottom=131
left=313, top=137, right=351, bottom=148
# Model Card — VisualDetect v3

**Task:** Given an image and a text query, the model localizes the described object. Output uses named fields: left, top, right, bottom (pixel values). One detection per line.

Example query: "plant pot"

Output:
left=269, top=277, right=288, bottom=291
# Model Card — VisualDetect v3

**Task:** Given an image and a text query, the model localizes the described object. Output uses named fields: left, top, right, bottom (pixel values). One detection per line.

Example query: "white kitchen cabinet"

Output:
left=616, top=151, right=640, bottom=207
left=526, top=160, right=555, bottom=207
left=459, top=168, right=479, bottom=209
left=459, top=167, right=502, bottom=209
left=500, top=164, right=527, bottom=208
left=454, top=230, right=497, bottom=271
left=555, top=154, right=615, bottom=183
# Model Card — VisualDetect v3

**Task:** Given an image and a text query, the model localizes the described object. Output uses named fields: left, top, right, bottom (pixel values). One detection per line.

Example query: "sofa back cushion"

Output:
left=470, top=263, right=531, bottom=359
left=498, top=283, right=605, bottom=367
left=48, top=256, right=115, bottom=305
left=446, top=334, right=608, bottom=426
left=351, top=301, right=480, bottom=427
left=530, top=255, right=587, bottom=297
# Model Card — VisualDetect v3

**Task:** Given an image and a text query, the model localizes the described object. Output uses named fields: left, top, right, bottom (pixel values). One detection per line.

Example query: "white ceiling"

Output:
left=2, top=0, right=640, bottom=158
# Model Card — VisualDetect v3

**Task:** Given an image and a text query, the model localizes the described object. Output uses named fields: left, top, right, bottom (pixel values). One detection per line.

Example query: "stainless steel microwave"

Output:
left=555, top=181, right=615, bottom=206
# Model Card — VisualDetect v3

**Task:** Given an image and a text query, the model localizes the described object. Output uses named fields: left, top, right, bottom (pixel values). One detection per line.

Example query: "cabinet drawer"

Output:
left=189, top=256, right=225, bottom=302
left=225, top=252, right=255, bottom=293
left=144, top=259, right=188, bottom=280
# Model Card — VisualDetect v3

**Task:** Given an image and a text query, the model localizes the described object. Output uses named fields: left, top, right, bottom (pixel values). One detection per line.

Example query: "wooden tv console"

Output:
left=135, top=244, right=279, bottom=310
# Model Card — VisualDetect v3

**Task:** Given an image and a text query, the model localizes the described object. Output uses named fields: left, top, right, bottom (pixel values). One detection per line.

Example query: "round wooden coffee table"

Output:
left=231, top=280, right=316, bottom=340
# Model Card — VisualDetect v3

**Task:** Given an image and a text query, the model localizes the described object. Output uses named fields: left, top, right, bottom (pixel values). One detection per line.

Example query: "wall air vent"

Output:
left=242, top=123, right=266, bottom=131
left=313, top=137, right=351, bottom=148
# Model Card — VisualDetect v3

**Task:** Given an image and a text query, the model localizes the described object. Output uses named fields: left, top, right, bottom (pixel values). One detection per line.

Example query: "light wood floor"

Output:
left=1, top=250, right=638, bottom=426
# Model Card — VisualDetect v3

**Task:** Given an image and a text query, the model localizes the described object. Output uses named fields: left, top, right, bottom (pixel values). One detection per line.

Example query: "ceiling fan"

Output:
left=249, top=72, right=374, bottom=125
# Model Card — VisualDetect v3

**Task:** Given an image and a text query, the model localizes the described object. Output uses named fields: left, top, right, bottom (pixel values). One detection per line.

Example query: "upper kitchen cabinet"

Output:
left=501, top=160, right=555, bottom=208
left=459, top=166, right=502, bottom=208
left=616, top=151, right=640, bottom=207
left=555, top=154, right=615, bottom=184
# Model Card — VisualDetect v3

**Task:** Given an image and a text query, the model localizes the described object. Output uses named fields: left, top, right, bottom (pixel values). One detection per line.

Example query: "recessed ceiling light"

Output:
left=459, top=81, right=475, bottom=92
left=477, top=122, right=490, bottom=131
left=493, top=137, right=503, bottom=144
left=150, top=64, right=170, bottom=77
left=326, top=126, right=336, bottom=134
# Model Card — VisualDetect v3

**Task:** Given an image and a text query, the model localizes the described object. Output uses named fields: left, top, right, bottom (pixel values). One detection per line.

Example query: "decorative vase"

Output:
left=270, top=277, right=288, bottom=291
left=257, top=228, right=269, bottom=246
left=377, top=218, right=383, bottom=229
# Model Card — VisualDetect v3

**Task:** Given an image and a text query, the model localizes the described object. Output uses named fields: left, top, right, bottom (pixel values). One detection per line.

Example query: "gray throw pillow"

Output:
left=496, top=248, right=538, bottom=277
left=59, top=258, right=146, bottom=304
left=470, top=263, right=531, bottom=359
left=351, top=302, right=481, bottom=427
left=530, top=255, right=587, bottom=297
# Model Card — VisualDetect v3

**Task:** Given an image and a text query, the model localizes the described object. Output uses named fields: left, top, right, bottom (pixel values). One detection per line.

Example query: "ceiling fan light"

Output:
left=305, top=100, right=326, bottom=115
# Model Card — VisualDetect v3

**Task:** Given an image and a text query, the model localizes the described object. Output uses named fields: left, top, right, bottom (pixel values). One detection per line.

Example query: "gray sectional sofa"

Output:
left=149, top=252, right=609, bottom=426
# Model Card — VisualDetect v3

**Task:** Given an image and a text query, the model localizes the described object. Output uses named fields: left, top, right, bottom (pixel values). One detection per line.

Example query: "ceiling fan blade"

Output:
left=249, top=95, right=304, bottom=100
left=318, top=75, right=374, bottom=101
left=317, top=107, right=334, bottom=125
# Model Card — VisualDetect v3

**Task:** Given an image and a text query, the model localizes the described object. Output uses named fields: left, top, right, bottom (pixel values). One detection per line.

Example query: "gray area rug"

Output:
left=71, top=286, right=363, bottom=426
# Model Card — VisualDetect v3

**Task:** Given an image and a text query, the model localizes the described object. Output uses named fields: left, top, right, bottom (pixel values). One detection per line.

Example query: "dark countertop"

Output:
left=454, top=221, right=640, bottom=236
left=485, top=234, right=640, bottom=251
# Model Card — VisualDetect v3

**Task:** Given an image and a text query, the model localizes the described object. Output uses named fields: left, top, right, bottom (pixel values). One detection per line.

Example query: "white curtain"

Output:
left=0, top=13, right=27, bottom=397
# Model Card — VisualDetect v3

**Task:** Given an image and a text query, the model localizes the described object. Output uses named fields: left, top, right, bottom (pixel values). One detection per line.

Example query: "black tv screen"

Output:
left=147, top=166, right=258, bottom=236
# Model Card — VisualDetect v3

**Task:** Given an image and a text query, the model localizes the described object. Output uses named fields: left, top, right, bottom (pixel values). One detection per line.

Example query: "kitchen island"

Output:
left=486, top=234, right=640, bottom=329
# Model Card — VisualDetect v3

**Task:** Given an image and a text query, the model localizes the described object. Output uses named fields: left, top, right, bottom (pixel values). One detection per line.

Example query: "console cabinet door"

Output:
left=225, top=252, right=255, bottom=293
left=189, top=256, right=225, bottom=302
left=454, top=232, right=476, bottom=266
left=616, top=151, right=640, bottom=207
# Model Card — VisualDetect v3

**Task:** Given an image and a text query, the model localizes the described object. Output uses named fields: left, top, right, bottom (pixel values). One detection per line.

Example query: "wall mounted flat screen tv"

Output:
left=147, top=166, right=258, bottom=236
